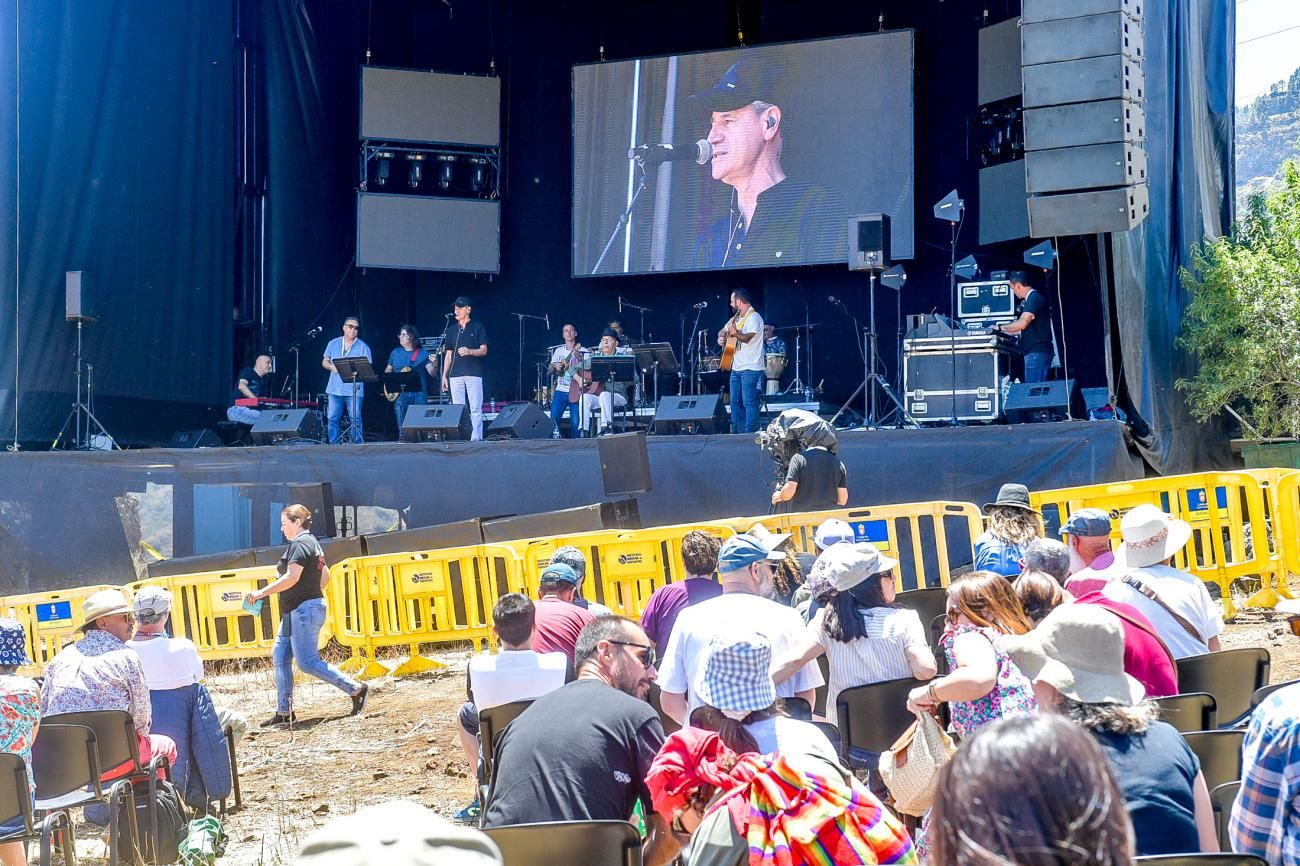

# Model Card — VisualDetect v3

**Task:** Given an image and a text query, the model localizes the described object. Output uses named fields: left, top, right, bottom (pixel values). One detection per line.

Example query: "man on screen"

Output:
left=692, top=60, right=845, bottom=269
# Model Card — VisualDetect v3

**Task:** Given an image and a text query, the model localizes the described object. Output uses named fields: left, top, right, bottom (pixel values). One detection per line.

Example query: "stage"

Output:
left=0, top=420, right=1141, bottom=594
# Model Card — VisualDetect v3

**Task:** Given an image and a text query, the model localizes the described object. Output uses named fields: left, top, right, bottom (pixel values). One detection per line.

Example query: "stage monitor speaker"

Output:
left=487, top=401, right=555, bottom=439
left=653, top=394, right=728, bottom=435
left=1005, top=379, right=1081, bottom=423
left=65, top=271, right=98, bottom=322
left=402, top=403, right=472, bottom=442
left=167, top=428, right=224, bottom=449
left=847, top=213, right=891, bottom=271
left=250, top=409, right=323, bottom=445
left=598, top=431, right=652, bottom=496
left=1028, top=183, right=1149, bottom=236
left=482, top=500, right=641, bottom=543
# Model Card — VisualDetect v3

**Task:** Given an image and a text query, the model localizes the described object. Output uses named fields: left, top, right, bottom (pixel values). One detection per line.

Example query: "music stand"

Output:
left=631, top=343, right=678, bottom=408
left=331, top=357, right=378, bottom=443
left=589, top=355, right=637, bottom=433
left=382, top=370, right=422, bottom=395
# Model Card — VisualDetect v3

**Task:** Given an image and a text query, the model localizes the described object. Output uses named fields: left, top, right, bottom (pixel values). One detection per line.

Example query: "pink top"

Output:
left=1073, top=591, right=1179, bottom=698
left=532, top=597, right=596, bottom=662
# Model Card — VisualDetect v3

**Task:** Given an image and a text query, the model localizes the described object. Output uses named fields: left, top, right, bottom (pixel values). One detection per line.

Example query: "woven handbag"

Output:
left=877, top=711, right=956, bottom=816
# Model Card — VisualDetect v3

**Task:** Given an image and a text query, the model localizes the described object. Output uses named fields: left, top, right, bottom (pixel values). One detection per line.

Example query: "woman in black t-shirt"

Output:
left=245, top=504, right=367, bottom=726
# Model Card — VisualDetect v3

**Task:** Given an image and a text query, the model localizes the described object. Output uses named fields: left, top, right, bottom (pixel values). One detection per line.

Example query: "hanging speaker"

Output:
left=597, top=431, right=652, bottom=496
left=487, top=401, right=556, bottom=439
left=847, top=213, right=891, bottom=271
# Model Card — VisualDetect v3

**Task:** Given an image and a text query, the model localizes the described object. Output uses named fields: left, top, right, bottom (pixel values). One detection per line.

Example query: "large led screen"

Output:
left=573, top=32, right=915, bottom=277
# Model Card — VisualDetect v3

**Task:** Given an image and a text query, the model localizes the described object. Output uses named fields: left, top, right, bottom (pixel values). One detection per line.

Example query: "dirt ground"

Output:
left=53, top=581, right=1300, bottom=866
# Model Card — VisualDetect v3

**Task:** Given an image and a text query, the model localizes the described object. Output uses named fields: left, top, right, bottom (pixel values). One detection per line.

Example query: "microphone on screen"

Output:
left=694, top=302, right=708, bottom=309
left=628, top=140, right=713, bottom=166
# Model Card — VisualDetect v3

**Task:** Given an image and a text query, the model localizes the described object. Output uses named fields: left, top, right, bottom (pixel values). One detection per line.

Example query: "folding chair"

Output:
left=33, top=723, right=132, bottom=866
left=1208, top=781, right=1240, bottom=854
left=0, top=751, right=76, bottom=866
left=1134, top=855, right=1266, bottom=866
left=896, top=588, right=949, bottom=629
left=836, top=677, right=922, bottom=765
left=1182, top=730, right=1245, bottom=790
left=1175, top=648, right=1270, bottom=727
left=1249, top=677, right=1298, bottom=710
left=477, top=701, right=533, bottom=814
left=1153, top=692, right=1218, bottom=733
left=484, top=819, right=642, bottom=866
left=43, top=710, right=171, bottom=856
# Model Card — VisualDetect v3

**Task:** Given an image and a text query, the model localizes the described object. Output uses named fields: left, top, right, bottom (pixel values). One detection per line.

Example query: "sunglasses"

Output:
left=610, top=639, right=656, bottom=668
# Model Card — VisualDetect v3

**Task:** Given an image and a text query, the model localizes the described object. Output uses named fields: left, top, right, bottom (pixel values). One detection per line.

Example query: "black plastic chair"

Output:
left=835, top=677, right=922, bottom=763
left=1182, top=730, right=1245, bottom=790
left=478, top=700, right=534, bottom=810
left=43, top=710, right=171, bottom=856
left=1154, top=692, right=1218, bottom=733
left=896, top=588, right=949, bottom=631
left=783, top=696, right=813, bottom=721
left=813, top=654, right=830, bottom=717
left=1175, top=648, right=1270, bottom=727
left=0, top=752, right=63, bottom=866
left=1134, top=855, right=1266, bottom=866
left=33, top=723, right=132, bottom=866
left=1249, top=677, right=1298, bottom=710
left=1208, top=781, right=1240, bottom=854
left=484, top=819, right=642, bottom=866
left=929, top=614, right=950, bottom=675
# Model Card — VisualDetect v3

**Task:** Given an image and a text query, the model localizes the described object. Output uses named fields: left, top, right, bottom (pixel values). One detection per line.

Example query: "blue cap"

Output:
left=1059, top=508, right=1113, bottom=538
left=539, top=562, right=579, bottom=585
left=691, top=60, right=780, bottom=112
left=717, top=534, right=786, bottom=573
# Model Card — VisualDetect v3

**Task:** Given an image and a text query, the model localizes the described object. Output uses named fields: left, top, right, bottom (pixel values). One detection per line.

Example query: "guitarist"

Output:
left=716, top=288, right=765, bottom=433
left=384, top=325, right=431, bottom=442
left=548, top=323, right=583, bottom=439
left=577, top=329, right=632, bottom=437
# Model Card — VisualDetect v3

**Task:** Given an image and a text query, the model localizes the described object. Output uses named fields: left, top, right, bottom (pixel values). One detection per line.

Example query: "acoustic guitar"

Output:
left=568, top=348, right=604, bottom=401
left=719, top=312, right=743, bottom=372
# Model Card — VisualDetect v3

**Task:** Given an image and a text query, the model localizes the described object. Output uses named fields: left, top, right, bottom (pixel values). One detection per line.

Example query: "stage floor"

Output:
left=0, top=420, right=1142, bottom=593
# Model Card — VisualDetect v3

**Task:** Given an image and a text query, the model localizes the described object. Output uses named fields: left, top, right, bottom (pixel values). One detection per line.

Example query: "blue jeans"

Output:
left=729, top=369, right=764, bottom=433
left=272, top=598, right=360, bottom=714
left=550, top=389, right=577, bottom=438
left=1023, top=352, right=1051, bottom=384
left=327, top=393, right=363, bottom=443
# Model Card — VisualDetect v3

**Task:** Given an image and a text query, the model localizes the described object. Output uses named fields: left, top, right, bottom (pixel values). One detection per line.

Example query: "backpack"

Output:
left=116, top=779, right=190, bottom=865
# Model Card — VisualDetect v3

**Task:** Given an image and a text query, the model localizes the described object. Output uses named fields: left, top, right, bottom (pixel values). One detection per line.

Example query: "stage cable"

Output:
left=9, top=0, right=21, bottom=451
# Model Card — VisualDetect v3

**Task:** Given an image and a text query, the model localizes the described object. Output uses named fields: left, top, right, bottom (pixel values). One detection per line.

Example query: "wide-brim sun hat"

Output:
left=79, top=589, right=133, bottom=630
left=693, top=632, right=777, bottom=720
left=1005, top=604, right=1145, bottom=705
left=0, top=618, right=29, bottom=667
left=1115, top=503, right=1193, bottom=569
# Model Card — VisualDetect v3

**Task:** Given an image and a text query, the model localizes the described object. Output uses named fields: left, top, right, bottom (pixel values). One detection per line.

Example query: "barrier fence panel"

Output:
left=1265, top=470, right=1300, bottom=598
left=0, top=584, right=120, bottom=675
left=1030, top=472, right=1277, bottom=618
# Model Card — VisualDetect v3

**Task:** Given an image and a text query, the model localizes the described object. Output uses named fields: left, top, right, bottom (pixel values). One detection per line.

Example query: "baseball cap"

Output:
left=297, top=800, right=502, bottom=866
left=717, top=534, right=786, bottom=573
left=691, top=60, right=780, bottom=112
left=132, top=586, right=173, bottom=618
left=539, top=562, right=579, bottom=585
left=453, top=296, right=472, bottom=308
left=813, top=518, right=854, bottom=550
left=818, top=542, right=899, bottom=592
left=1059, top=508, right=1112, bottom=538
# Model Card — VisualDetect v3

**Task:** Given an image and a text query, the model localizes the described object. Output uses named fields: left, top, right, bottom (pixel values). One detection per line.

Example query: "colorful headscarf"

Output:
left=645, top=728, right=748, bottom=820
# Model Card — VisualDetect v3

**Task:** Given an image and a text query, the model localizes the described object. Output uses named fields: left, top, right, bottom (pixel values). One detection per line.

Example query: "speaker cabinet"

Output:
left=166, top=428, right=224, bottom=449
left=653, top=394, right=728, bottom=435
left=1027, top=183, right=1149, bottom=236
left=65, top=271, right=98, bottom=322
left=487, top=401, right=555, bottom=439
left=482, top=500, right=641, bottom=542
left=847, top=213, right=891, bottom=271
left=402, top=403, right=471, bottom=442
left=1005, top=379, right=1081, bottom=423
left=250, top=409, right=323, bottom=445
left=597, top=431, right=653, bottom=496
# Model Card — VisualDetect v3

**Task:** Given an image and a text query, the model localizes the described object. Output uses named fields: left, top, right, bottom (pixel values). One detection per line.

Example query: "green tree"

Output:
left=1179, top=161, right=1300, bottom=438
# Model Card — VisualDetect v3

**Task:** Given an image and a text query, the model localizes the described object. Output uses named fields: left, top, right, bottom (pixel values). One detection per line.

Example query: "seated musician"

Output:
left=576, top=329, right=632, bottom=437
left=227, top=354, right=272, bottom=425
left=385, top=324, right=431, bottom=442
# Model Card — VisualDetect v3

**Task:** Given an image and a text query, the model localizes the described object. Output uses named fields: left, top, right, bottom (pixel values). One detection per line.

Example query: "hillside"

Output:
left=1237, top=66, right=1300, bottom=207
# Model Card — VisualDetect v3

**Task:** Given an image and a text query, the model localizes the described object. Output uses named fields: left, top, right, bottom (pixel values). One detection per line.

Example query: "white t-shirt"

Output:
left=658, top=592, right=824, bottom=715
left=746, top=715, right=841, bottom=766
left=810, top=606, right=927, bottom=711
left=550, top=344, right=581, bottom=390
left=1101, top=564, right=1225, bottom=658
left=127, top=634, right=204, bottom=690
left=731, top=310, right=765, bottom=372
left=468, top=649, right=568, bottom=710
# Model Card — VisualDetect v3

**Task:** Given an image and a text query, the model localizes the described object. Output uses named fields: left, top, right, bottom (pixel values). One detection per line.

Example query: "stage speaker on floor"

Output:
left=1005, top=379, right=1081, bottom=423
left=847, top=213, right=890, bottom=271
left=251, top=409, right=323, bottom=445
left=598, top=431, right=652, bottom=496
left=482, top=500, right=641, bottom=542
left=402, top=403, right=471, bottom=442
left=167, top=428, right=224, bottom=449
left=65, top=271, right=98, bottom=322
left=487, top=401, right=555, bottom=439
left=653, top=394, right=728, bottom=435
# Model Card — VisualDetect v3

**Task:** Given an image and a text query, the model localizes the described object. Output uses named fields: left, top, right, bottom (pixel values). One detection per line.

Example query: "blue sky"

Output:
left=1236, top=0, right=1300, bottom=105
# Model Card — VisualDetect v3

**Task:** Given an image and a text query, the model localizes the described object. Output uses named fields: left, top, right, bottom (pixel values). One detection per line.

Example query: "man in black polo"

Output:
left=437, top=296, right=489, bottom=440
left=997, top=270, right=1054, bottom=384
left=771, top=441, right=848, bottom=512
left=227, top=354, right=272, bottom=425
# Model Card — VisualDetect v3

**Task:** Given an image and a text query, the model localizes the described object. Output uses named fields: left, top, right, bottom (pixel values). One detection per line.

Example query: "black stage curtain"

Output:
left=0, top=0, right=235, bottom=446
left=1108, top=0, right=1235, bottom=473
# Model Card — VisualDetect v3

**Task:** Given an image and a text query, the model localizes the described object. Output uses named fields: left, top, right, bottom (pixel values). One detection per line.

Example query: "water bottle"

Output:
left=804, top=386, right=814, bottom=403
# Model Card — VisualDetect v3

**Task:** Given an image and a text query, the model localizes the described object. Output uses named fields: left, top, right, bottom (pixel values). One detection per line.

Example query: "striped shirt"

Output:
left=810, top=606, right=927, bottom=711
left=1230, top=682, right=1300, bottom=865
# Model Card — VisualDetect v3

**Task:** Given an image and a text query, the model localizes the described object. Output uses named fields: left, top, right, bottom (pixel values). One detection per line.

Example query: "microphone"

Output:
left=307, top=326, right=324, bottom=337
left=693, top=301, right=708, bottom=309
left=446, top=312, right=455, bottom=319
left=544, top=314, right=550, bottom=330
left=627, top=139, right=712, bottom=166
left=618, top=297, right=623, bottom=313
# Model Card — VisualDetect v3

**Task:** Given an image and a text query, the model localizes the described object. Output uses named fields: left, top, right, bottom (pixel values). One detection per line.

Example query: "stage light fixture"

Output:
left=468, top=157, right=488, bottom=193
left=954, top=255, right=980, bottom=279
left=933, top=189, right=965, bottom=223
left=880, top=264, right=907, bottom=291
left=1024, top=239, right=1057, bottom=271
left=405, top=153, right=425, bottom=188
left=375, top=151, right=393, bottom=187
left=436, top=154, right=457, bottom=190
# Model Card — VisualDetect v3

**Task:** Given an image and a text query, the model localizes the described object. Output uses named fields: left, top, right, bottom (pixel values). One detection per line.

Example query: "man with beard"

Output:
left=482, top=617, right=679, bottom=865
left=657, top=533, right=824, bottom=726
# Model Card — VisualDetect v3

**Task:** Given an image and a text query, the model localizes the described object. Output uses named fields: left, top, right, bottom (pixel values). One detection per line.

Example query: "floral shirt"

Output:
left=39, top=629, right=152, bottom=735
left=0, top=674, right=40, bottom=799
left=940, top=624, right=1036, bottom=737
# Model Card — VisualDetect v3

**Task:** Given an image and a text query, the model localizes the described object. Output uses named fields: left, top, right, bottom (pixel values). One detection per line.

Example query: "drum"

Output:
left=765, top=352, right=787, bottom=380
left=534, top=385, right=551, bottom=406
left=700, top=355, right=723, bottom=374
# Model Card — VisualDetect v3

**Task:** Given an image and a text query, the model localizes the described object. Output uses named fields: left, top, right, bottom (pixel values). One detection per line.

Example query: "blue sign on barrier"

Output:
left=1185, top=487, right=1229, bottom=515
left=850, top=519, right=890, bottom=552
left=36, top=601, right=73, bottom=624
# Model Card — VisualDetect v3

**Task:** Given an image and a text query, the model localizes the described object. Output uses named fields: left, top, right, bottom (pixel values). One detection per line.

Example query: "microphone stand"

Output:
left=684, top=307, right=706, bottom=395
left=510, top=312, right=547, bottom=401
left=620, top=297, right=650, bottom=344
left=286, top=326, right=322, bottom=407
left=591, top=160, right=649, bottom=275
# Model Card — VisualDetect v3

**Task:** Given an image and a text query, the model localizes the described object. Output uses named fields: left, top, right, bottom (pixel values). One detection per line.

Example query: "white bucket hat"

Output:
left=1005, top=604, right=1145, bottom=705
left=1116, top=503, right=1193, bottom=569
left=79, top=589, right=133, bottom=630
left=816, top=541, right=899, bottom=592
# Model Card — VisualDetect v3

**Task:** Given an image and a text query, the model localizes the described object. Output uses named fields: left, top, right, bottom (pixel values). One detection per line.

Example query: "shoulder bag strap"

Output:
left=1119, top=573, right=1204, bottom=645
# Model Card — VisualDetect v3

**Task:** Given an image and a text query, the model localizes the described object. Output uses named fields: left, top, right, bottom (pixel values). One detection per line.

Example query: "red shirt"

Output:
left=1073, top=591, right=1179, bottom=698
left=532, top=596, right=596, bottom=662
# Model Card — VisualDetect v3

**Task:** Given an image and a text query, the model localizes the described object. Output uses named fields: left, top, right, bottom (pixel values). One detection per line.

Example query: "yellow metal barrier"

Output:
left=1030, top=472, right=1278, bottom=618
left=1263, top=470, right=1300, bottom=601
left=0, top=584, right=120, bottom=676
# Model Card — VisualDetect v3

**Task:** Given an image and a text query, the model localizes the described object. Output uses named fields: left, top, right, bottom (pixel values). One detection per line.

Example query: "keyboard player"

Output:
left=228, top=355, right=273, bottom=425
